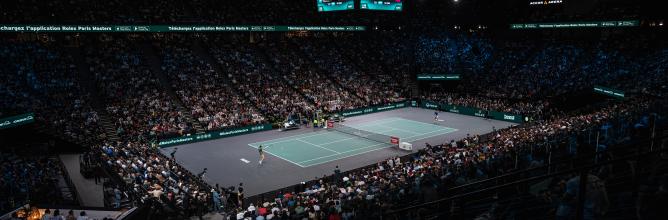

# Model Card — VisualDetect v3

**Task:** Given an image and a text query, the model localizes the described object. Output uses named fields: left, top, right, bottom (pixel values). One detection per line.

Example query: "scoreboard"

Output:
left=317, top=0, right=355, bottom=12
left=360, top=0, right=403, bottom=11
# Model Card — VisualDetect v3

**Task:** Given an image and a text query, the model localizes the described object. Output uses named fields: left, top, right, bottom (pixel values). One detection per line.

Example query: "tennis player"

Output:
left=434, top=111, right=439, bottom=122
left=258, top=145, right=265, bottom=165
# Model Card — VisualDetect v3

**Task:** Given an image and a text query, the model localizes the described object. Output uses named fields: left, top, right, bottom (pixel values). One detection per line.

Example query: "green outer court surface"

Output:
left=248, top=117, right=457, bottom=167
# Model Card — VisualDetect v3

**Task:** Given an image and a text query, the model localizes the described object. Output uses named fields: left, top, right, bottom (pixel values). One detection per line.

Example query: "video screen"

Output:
left=360, top=0, right=403, bottom=11
left=317, top=0, right=355, bottom=12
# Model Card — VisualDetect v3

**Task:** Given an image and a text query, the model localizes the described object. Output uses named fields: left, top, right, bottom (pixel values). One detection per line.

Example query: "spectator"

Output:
left=66, top=210, right=76, bottom=220
left=76, top=211, right=88, bottom=220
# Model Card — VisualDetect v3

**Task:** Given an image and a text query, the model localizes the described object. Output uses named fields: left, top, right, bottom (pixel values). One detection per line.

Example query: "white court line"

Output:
left=250, top=130, right=331, bottom=146
left=313, top=128, right=397, bottom=153
left=353, top=117, right=404, bottom=128
left=296, top=142, right=388, bottom=165
left=247, top=125, right=398, bottom=167
left=248, top=143, right=306, bottom=168
left=312, top=136, right=357, bottom=146
left=252, top=117, right=400, bottom=147
left=300, top=145, right=394, bottom=167
left=374, top=124, right=421, bottom=135
left=392, top=117, right=456, bottom=130
left=296, top=127, right=457, bottom=166
left=402, top=128, right=459, bottom=142
left=295, top=139, right=341, bottom=154
left=339, top=127, right=398, bottom=137
left=250, top=117, right=459, bottom=168
left=240, top=158, right=250, bottom=163
left=355, top=117, right=453, bottom=137
left=250, top=130, right=323, bottom=143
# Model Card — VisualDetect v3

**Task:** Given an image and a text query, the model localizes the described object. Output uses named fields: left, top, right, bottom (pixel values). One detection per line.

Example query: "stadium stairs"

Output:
left=64, top=46, right=120, bottom=143
left=138, top=42, right=205, bottom=134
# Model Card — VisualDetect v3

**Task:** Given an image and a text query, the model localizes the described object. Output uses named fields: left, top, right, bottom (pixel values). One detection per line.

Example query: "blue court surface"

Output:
left=249, top=117, right=457, bottom=167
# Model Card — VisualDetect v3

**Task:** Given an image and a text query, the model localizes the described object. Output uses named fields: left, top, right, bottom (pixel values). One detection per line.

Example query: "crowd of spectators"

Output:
left=0, top=1, right=664, bottom=220
left=157, top=35, right=266, bottom=130
left=96, top=140, right=214, bottom=218
left=298, top=36, right=407, bottom=106
left=416, top=33, right=494, bottom=75
left=518, top=2, right=640, bottom=23
left=0, top=151, right=68, bottom=213
left=0, top=40, right=102, bottom=145
left=85, top=35, right=192, bottom=139
left=263, top=41, right=367, bottom=113
left=0, top=28, right=665, bottom=220
left=0, top=0, right=196, bottom=24
left=334, top=32, right=412, bottom=92
left=0, top=0, right=407, bottom=28
left=205, top=36, right=314, bottom=124
left=416, top=32, right=667, bottom=100
left=224, top=96, right=657, bottom=219
left=422, top=91, right=551, bottom=118
left=222, top=96, right=655, bottom=219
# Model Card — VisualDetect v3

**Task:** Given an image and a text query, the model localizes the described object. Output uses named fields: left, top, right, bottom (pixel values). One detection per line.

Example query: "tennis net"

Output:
left=331, top=123, right=397, bottom=145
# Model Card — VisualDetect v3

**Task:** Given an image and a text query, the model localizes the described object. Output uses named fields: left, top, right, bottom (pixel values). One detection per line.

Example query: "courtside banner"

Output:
left=488, top=111, right=524, bottom=123
left=417, top=99, right=524, bottom=124
left=0, top=113, right=35, bottom=130
left=593, top=85, right=625, bottom=99
left=158, top=124, right=272, bottom=147
left=416, top=74, right=461, bottom=81
left=441, top=104, right=480, bottom=117
left=340, top=101, right=409, bottom=117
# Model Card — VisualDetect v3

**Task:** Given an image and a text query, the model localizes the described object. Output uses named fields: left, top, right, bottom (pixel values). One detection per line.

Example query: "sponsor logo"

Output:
left=250, top=125, right=267, bottom=131
left=220, top=128, right=250, bottom=136
left=529, top=0, right=562, bottom=5
left=449, top=106, right=459, bottom=113
left=159, top=137, right=194, bottom=146
left=342, top=102, right=408, bottom=116
left=12, top=115, right=34, bottom=123
left=0, top=114, right=35, bottom=129
left=196, top=134, right=212, bottom=140
left=342, top=110, right=364, bottom=116
left=503, top=114, right=515, bottom=120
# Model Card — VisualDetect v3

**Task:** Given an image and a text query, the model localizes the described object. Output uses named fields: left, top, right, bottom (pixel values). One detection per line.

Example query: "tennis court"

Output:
left=248, top=117, right=457, bottom=167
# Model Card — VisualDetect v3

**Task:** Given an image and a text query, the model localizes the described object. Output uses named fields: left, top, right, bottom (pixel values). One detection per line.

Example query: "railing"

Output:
left=55, top=157, right=82, bottom=206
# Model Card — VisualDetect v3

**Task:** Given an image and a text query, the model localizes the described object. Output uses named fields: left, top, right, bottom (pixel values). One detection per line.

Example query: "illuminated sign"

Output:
left=529, top=0, right=563, bottom=5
